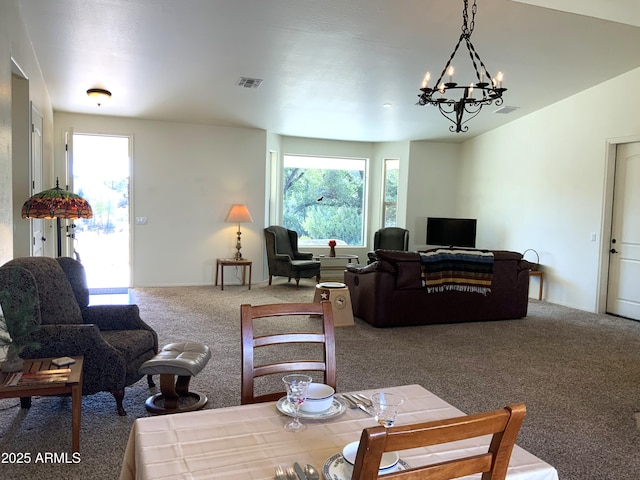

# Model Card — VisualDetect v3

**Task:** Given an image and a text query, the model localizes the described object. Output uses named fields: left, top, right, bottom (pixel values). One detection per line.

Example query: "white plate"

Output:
left=342, top=441, right=400, bottom=470
left=318, top=282, right=346, bottom=288
left=322, top=453, right=409, bottom=480
left=276, top=396, right=346, bottom=420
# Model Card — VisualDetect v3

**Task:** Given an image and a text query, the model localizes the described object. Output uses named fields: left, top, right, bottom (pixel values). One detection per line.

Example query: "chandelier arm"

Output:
left=433, top=33, right=466, bottom=88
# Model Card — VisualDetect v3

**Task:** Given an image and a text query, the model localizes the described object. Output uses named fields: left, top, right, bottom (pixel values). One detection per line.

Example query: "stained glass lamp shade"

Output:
left=22, top=179, right=93, bottom=256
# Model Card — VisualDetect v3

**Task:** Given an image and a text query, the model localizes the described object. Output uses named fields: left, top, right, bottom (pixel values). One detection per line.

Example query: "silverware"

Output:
left=353, top=393, right=372, bottom=406
left=287, top=466, right=298, bottom=480
left=305, top=464, right=320, bottom=480
left=346, top=394, right=372, bottom=415
left=294, top=462, right=309, bottom=480
left=274, top=465, right=286, bottom=480
left=337, top=394, right=357, bottom=408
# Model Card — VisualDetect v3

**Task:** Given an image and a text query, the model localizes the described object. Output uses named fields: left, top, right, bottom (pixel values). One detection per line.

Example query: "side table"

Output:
left=215, top=258, right=252, bottom=290
left=312, top=254, right=359, bottom=282
left=529, top=270, right=544, bottom=300
left=0, top=356, right=83, bottom=451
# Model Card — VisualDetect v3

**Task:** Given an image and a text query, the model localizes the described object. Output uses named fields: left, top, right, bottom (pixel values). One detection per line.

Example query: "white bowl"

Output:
left=300, top=383, right=334, bottom=413
left=342, top=441, right=400, bottom=470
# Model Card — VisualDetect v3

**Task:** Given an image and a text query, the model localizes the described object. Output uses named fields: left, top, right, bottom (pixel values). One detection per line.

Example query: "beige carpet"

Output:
left=1, top=279, right=639, bottom=480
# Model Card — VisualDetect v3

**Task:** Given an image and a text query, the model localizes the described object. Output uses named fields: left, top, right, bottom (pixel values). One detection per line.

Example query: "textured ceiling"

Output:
left=17, top=0, right=640, bottom=142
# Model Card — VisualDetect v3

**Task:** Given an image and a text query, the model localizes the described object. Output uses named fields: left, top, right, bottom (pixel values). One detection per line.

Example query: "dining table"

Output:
left=119, top=384, right=559, bottom=480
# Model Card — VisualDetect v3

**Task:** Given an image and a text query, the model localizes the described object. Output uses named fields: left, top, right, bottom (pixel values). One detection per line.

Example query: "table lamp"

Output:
left=225, top=204, right=253, bottom=260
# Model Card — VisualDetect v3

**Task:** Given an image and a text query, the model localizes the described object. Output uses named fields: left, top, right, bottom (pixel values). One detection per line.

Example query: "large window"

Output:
left=383, top=159, right=399, bottom=227
left=283, top=154, right=366, bottom=246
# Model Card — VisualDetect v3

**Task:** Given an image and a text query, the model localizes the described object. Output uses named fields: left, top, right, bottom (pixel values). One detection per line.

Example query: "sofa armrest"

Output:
left=293, top=252, right=313, bottom=260
left=346, top=260, right=396, bottom=274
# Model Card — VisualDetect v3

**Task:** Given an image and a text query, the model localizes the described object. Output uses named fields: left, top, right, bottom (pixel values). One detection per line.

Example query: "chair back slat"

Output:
left=351, top=404, right=526, bottom=480
left=241, top=301, right=336, bottom=405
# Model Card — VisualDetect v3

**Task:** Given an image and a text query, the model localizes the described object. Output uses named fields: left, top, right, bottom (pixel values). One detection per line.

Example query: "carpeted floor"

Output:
left=1, top=280, right=639, bottom=479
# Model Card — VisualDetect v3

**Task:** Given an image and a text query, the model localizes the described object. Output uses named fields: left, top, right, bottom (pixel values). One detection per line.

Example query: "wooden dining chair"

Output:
left=240, top=301, right=337, bottom=404
left=351, top=403, right=526, bottom=480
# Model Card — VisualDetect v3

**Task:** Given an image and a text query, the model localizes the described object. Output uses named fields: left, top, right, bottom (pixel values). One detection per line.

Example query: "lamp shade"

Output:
left=22, top=179, right=93, bottom=220
left=225, top=204, right=253, bottom=224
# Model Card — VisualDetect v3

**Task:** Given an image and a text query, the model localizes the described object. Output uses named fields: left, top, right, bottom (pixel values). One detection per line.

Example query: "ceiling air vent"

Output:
left=493, top=106, right=519, bottom=114
left=237, top=77, right=263, bottom=89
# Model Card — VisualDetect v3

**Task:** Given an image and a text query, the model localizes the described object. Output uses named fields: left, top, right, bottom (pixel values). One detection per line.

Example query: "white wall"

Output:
left=0, top=0, right=55, bottom=265
left=405, top=141, right=462, bottom=252
left=54, top=113, right=267, bottom=287
left=458, top=67, right=640, bottom=312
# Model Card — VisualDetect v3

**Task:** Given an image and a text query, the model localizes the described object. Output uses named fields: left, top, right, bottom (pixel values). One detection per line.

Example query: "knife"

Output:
left=346, top=394, right=372, bottom=415
left=294, top=462, right=309, bottom=480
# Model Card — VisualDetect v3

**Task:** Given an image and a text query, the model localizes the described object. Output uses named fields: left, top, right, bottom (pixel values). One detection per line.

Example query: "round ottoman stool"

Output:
left=139, top=342, right=211, bottom=414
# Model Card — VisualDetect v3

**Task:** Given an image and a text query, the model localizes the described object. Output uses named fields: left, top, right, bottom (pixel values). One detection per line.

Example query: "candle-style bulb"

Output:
left=447, top=65, right=454, bottom=81
left=468, top=83, right=474, bottom=98
left=421, top=72, right=431, bottom=89
left=496, top=71, right=504, bottom=88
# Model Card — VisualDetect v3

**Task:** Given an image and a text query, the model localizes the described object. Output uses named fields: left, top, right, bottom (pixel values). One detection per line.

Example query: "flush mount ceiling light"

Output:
left=417, top=0, right=506, bottom=133
left=86, top=88, right=112, bottom=106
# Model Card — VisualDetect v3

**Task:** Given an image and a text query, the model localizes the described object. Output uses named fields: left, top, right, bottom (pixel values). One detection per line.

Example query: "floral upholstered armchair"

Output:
left=0, top=256, right=158, bottom=415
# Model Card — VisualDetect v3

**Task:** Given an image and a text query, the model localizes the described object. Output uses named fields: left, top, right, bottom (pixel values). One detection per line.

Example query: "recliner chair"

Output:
left=0, top=256, right=158, bottom=415
left=367, top=227, right=410, bottom=263
left=264, top=226, right=321, bottom=286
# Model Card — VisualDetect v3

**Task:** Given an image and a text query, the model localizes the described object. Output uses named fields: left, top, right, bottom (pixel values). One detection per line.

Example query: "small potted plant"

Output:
left=0, top=291, right=40, bottom=373
left=328, top=239, right=337, bottom=257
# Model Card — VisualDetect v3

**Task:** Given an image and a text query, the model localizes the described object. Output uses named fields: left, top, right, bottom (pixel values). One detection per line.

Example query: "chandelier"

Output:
left=417, top=0, right=506, bottom=133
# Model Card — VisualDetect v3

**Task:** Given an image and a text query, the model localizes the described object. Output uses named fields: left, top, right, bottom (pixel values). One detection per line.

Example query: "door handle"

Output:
left=610, top=248, right=617, bottom=254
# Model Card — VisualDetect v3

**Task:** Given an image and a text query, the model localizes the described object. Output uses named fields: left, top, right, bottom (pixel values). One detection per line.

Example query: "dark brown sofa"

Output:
left=344, top=249, right=530, bottom=327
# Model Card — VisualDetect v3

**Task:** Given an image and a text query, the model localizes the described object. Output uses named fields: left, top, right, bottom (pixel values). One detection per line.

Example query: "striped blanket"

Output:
left=420, top=249, right=494, bottom=295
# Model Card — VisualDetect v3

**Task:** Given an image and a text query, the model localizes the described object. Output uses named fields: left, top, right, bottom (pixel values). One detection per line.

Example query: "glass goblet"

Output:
left=370, top=392, right=403, bottom=428
left=282, top=374, right=313, bottom=432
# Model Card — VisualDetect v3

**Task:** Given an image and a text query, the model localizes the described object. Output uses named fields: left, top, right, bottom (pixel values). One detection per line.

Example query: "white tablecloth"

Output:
left=119, top=384, right=558, bottom=480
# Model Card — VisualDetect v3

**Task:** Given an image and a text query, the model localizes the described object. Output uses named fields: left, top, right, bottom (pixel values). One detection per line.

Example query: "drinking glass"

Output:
left=370, top=392, right=403, bottom=427
left=282, top=374, right=312, bottom=431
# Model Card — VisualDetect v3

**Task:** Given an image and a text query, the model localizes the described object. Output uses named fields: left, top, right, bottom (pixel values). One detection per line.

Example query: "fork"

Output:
left=274, top=465, right=286, bottom=480
left=287, top=466, right=298, bottom=480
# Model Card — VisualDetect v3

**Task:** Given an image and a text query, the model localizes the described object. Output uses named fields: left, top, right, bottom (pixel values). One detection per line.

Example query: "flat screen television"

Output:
left=426, top=217, right=477, bottom=248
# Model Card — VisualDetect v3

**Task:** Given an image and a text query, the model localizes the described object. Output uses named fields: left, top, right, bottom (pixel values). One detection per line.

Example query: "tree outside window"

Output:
left=283, top=155, right=366, bottom=246
left=383, top=159, right=399, bottom=227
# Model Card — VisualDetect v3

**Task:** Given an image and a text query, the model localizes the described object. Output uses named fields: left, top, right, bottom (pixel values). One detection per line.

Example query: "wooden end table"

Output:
left=215, top=258, right=252, bottom=290
left=0, top=356, right=83, bottom=452
left=529, top=270, right=544, bottom=300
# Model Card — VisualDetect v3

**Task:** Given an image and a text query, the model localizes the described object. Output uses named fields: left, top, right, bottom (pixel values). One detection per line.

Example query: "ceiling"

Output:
left=17, top=0, right=640, bottom=143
